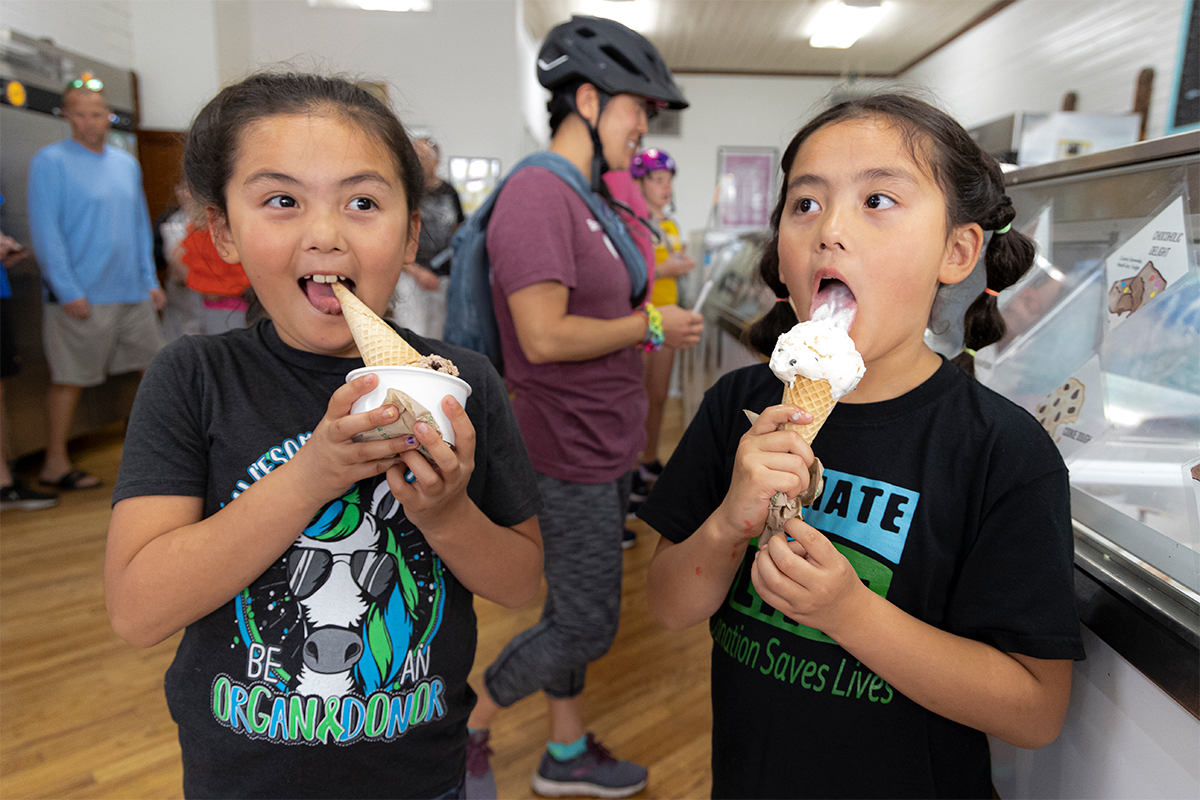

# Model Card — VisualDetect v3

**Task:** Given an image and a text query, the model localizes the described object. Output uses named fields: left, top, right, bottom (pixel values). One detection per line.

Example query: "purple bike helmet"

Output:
left=631, top=148, right=676, bottom=178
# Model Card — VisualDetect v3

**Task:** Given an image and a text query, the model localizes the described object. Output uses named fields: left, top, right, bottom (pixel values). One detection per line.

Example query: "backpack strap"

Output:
left=513, top=151, right=648, bottom=306
left=444, top=152, right=651, bottom=369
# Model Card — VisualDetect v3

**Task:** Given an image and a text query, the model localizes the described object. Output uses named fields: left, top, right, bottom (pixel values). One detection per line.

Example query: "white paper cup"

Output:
left=347, top=366, right=472, bottom=447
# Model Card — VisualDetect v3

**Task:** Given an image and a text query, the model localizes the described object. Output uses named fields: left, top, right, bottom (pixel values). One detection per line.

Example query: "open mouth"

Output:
left=811, top=276, right=858, bottom=329
left=302, top=274, right=353, bottom=315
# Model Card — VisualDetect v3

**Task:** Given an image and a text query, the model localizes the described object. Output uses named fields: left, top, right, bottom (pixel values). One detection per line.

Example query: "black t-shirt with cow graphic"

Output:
left=638, top=359, right=1084, bottom=800
left=114, top=320, right=542, bottom=799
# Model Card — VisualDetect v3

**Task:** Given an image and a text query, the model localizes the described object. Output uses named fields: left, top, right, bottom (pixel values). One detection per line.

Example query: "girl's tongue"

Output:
left=810, top=279, right=857, bottom=331
left=304, top=279, right=343, bottom=315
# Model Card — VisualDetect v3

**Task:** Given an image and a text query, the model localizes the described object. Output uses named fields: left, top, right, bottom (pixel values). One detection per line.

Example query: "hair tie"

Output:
left=962, top=348, right=977, bottom=357
left=993, top=223, right=1011, bottom=235
left=984, top=287, right=1000, bottom=297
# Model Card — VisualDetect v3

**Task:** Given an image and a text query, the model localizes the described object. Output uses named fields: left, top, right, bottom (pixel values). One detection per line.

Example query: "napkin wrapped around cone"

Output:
left=330, top=281, right=452, bottom=448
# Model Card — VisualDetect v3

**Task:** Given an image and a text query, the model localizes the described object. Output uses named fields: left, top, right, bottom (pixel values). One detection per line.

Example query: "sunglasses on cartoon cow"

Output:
left=287, top=548, right=398, bottom=600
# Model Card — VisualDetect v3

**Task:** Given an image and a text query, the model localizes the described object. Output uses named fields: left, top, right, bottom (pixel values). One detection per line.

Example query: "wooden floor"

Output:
left=0, top=400, right=713, bottom=799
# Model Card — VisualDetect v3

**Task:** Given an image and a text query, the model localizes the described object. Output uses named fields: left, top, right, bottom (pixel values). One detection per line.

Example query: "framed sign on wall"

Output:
left=715, top=147, right=778, bottom=230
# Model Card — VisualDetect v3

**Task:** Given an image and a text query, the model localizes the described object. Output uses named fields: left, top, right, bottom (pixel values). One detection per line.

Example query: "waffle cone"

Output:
left=782, top=377, right=836, bottom=445
left=332, top=282, right=423, bottom=367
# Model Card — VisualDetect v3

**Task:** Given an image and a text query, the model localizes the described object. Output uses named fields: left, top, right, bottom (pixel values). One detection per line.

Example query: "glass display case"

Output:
left=676, top=230, right=770, bottom=422
left=980, top=130, right=1200, bottom=714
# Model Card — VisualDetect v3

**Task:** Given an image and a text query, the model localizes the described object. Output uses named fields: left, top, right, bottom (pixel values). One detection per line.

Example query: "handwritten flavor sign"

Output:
left=1033, top=355, right=1110, bottom=463
left=1105, top=195, right=1189, bottom=330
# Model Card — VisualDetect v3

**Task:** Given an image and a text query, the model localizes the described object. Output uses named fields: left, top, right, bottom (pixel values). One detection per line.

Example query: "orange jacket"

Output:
left=182, top=226, right=250, bottom=297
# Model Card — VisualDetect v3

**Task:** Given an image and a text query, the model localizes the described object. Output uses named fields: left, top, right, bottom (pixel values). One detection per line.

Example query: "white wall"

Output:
left=0, top=0, right=134, bottom=68
left=213, top=0, right=252, bottom=89
left=515, top=0, right=550, bottom=152
left=642, top=74, right=841, bottom=236
left=128, top=0, right=221, bottom=130
left=246, top=0, right=525, bottom=181
left=7, top=0, right=528, bottom=175
left=904, top=0, right=1189, bottom=139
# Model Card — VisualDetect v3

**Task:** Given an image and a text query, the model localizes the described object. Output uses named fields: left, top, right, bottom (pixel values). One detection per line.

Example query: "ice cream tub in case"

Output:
left=347, top=366, right=472, bottom=447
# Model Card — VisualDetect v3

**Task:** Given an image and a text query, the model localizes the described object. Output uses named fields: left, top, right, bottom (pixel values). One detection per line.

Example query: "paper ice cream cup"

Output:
left=347, top=366, right=472, bottom=447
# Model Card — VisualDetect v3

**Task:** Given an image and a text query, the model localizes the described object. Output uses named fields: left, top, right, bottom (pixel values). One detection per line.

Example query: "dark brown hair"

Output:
left=548, top=80, right=587, bottom=137
left=744, top=93, right=1035, bottom=377
left=184, top=72, right=424, bottom=220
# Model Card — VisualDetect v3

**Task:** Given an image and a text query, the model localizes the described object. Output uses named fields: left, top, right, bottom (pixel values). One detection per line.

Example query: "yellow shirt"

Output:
left=650, top=217, right=683, bottom=307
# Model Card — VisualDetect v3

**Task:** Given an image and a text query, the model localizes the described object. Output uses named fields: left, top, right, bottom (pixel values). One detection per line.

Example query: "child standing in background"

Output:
left=105, top=73, right=543, bottom=799
left=631, top=149, right=695, bottom=496
left=640, top=94, right=1084, bottom=799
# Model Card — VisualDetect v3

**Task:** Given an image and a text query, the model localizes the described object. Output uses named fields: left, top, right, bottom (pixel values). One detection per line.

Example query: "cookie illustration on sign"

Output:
left=1108, top=260, right=1168, bottom=318
left=1138, top=261, right=1166, bottom=302
left=1034, top=378, right=1085, bottom=442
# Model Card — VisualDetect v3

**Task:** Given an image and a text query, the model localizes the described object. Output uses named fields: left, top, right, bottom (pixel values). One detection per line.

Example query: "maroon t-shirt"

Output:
left=488, top=165, right=648, bottom=484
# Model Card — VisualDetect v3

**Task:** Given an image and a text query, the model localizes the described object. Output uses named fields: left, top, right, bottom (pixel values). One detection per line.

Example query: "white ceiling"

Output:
left=523, top=0, right=1011, bottom=76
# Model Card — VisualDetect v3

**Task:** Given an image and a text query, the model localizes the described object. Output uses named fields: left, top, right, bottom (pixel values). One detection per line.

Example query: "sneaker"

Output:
left=629, top=471, right=651, bottom=502
left=621, top=528, right=637, bottom=550
left=638, top=461, right=663, bottom=482
left=0, top=482, right=59, bottom=511
left=465, top=729, right=497, bottom=800
left=531, top=734, right=648, bottom=798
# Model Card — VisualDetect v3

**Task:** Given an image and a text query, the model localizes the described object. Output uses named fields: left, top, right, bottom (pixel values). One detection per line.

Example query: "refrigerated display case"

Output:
left=980, top=131, right=1199, bottom=796
left=676, top=229, right=770, bottom=423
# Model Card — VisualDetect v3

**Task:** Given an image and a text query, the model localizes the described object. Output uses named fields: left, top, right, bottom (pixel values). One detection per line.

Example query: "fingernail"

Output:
left=403, top=469, right=416, bottom=483
left=383, top=406, right=397, bottom=419
left=414, top=421, right=429, bottom=434
left=406, top=436, right=415, bottom=445
left=446, top=396, right=460, bottom=409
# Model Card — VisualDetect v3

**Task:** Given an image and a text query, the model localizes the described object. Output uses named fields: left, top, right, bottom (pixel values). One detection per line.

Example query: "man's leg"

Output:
left=39, top=382, right=93, bottom=485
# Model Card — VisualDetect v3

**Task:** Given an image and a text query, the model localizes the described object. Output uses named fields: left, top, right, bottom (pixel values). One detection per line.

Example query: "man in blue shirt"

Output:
left=26, top=80, right=165, bottom=490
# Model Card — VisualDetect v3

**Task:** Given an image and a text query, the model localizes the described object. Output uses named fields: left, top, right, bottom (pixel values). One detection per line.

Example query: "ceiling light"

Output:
left=808, top=1, right=885, bottom=49
left=307, top=0, right=431, bottom=12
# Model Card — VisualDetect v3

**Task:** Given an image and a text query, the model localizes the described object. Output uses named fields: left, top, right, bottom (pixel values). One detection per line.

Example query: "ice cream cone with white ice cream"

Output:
left=760, top=282, right=864, bottom=543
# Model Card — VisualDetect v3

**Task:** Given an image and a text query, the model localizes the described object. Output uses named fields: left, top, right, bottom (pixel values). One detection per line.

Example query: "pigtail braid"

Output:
left=951, top=196, right=1037, bottom=376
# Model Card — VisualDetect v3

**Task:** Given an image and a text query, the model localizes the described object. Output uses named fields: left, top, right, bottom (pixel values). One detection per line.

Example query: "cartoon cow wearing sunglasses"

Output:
left=286, top=480, right=439, bottom=698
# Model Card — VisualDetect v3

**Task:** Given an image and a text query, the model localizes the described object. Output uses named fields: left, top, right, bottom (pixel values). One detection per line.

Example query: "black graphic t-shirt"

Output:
left=639, top=359, right=1084, bottom=800
left=114, top=320, right=542, bottom=799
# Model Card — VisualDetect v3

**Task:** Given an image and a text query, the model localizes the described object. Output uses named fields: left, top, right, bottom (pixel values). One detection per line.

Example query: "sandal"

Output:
left=38, top=469, right=103, bottom=491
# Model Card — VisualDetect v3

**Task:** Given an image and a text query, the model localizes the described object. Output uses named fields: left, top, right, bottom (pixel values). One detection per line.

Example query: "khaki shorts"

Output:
left=43, top=301, right=165, bottom=387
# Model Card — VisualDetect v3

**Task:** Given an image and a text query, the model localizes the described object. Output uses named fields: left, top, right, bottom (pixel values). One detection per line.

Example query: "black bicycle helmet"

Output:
left=537, top=15, right=688, bottom=110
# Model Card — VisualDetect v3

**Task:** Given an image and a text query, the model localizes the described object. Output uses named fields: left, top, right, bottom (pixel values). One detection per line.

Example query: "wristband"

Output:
left=638, top=302, right=664, bottom=353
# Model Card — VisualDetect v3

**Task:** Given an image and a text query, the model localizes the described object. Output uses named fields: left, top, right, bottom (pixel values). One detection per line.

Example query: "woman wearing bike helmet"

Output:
left=631, top=148, right=696, bottom=499
left=465, top=16, right=702, bottom=799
